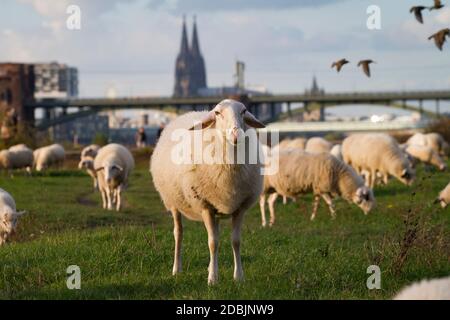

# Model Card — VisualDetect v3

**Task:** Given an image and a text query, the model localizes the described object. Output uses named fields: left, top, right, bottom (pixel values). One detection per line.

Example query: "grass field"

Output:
left=0, top=154, right=449, bottom=300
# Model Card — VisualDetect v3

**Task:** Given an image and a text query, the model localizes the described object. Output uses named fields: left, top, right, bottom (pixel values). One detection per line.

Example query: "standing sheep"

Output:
left=81, top=144, right=100, bottom=158
left=404, top=144, right=447, bottom=171
left=34, top=144, right=65, bottom=171
left=436, top=182, right=450, bottom=208
left=342, top=133, right=415, bottom=188
left=94, top=144, right=134, bottom=212
left=394, top=276, right=450, bottom=300
left=0, top=146, right=34, bottom=176
left=260, top=150, right=375, bottom=225
left=0, top=188, right=26, bottom=246
left=150, top=99, right=265, bottom=285
left=305, top=137, right=333, bottom=154
left=79, top=156, right=98, bottom=189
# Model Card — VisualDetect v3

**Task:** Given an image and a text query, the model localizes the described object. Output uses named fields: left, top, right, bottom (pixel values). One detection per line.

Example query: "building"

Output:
left=305, top=76, right=325, bottom=96
left=34, top=62, right=78, bottom=99
left=173, top=16, right=207, bottom=97
left=53, top=114, right=109, bottom=144
left=0, top=63, right=35, bottom=139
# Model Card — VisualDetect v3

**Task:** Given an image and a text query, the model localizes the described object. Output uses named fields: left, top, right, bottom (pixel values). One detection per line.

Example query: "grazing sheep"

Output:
left=78, top=155, right=98, bottom=189
left=0, top=146, right=34, bottom=175
left=0, top=188, right=26, bottom=246
left=260, top=150, right=375, bottom=224
left=407, top=132, right=449, bottom=157
left=81, top=144, right=100, bottom=158
left=330, top=144, right=343, bottom=161
left=8, top=144, right=29, bottom=152
left=34, top=144, right=65, bottom=171
left=150, top=99, right=265, bottom=285
left=342, top=133, right=415, bottom=188
left=404, top=144, right=447, bottom=171
left=94, top=144, right=135, bottom=212
left=305, top=137, right=333, bottom=154
left=436, top=182, right=450, bottom=208
left=394, top=276, right=450, bottom=300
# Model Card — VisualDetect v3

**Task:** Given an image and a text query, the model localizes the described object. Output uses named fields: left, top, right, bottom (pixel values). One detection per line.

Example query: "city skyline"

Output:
left=1, top=0, right=450, bottom=98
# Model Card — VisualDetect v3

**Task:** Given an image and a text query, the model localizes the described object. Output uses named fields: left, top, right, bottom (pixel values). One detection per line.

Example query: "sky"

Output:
left=1, top=0, right=450, bottom=100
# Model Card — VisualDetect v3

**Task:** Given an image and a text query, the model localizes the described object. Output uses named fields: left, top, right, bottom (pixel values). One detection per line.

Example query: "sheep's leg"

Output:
left=106, top=187, right=113, bottom=210
left=370, top=170, right=376, bottom=189
left=202, top=209, right=220, bottom=285
left=310, top=195, right=321, bottom=221
left=259, top=194, right=267, bottom=227
left=268, top=193, right=279, bottom=227
left=171, top=208, right=183, bottom=275
left=26, top=167, right=32, bottom=176
left=116, top=186, right=122, bottom=212
left=100, top=188, right=107, bottom=209
left=283, top=196, right=287, bottom=205
left=231, top=209, right=245, bottom=282
left=322, top=194, right=336, bottom=219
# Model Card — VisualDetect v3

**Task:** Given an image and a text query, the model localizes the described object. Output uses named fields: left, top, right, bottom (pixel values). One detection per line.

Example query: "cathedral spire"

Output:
left=180, top=15, right=189, bottom=54
left=191, top=15, right=201, bottom=56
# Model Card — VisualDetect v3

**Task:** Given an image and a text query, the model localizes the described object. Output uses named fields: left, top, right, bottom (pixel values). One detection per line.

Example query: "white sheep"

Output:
left=81, top=144, right=100, bottom=158
left=394, top=276, right=450, bottom=300
left=150, top=99, right=265, bottom=285
left=0, top=188, right=26, bottom=246
left=273, top=137, right=307, bottom=152
left=436, top=182, right=450, bottom=208
left=78, top=155, right=98, bottom=189
left=330, top=144, right=343, bottom=161
left=94, top=143, right=135, bottom=211
left=260, top=150, right=375, bottom=225
left=342, top=133, right=415, bottom=188
left=0, top=146, right=34, bottom=175
left=34, top=144, right=65, bottom=171
left=404, top=144, right=447, bottom=171
left=407, top=132, right=449, bottom=157
left=305, top=137, right=333, bottom=154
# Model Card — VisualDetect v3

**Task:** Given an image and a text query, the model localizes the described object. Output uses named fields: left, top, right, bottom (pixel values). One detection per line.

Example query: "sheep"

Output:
left=342, top=133, right=415, bottom=188
left=273, top=137, right=307, bottom=152
left=81, top=144, right=100, bottom=158
left=94, top=144, right=135, bottom=211
left=394, top=276, right=450, bottom=300
left=0, top=188, right=26, bottom=246
left=330, top=144, right=343, bottom=161
left=78, top=155, right=98, bottom=189
left=305, top=137, right=333, bottom=154
left=404, top=144, right=447, bottom=171
left=436, top=182, right=450, bottom=208
left=260, top=150, right=375, bottom=225
left=407, top=132, right=449, bottom=157
left=0, top=146, right=34, bottom=176
left=150, top=99, right=265, bottom=285
left=34, top=144, right=65, bottom=171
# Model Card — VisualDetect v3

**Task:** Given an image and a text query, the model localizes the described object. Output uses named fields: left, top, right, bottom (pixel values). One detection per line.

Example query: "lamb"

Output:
left=94, top=144, right=135, bottom=211
left=0, top=188, right=26, bottom=246
left=0, top=146, right=34, bottom=175
left=404, top=144, right=447, bottom=171
left=34, top=144, right=65, bottom=171
left=436, top=182, right=450, bottom=208
left=260, top=150, right=375, bottom=225
left=150, top=99, right=265, bottom=284
left=394, top=276, right=450, bottom=300
left=81, top=144, right=100, bottom=158
left=78, top=155, right=98, bottom=189
left=342, top=133, right=415, bottom=188
left=305, top=137, right=333, bottom=154
left=407, top=132, right=449, bottom=157
left=330, top=144, right=343, bottom=161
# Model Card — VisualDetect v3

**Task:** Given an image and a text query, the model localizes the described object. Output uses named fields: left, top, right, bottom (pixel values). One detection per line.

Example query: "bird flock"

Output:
left=332, top=0, right=449, bottom=77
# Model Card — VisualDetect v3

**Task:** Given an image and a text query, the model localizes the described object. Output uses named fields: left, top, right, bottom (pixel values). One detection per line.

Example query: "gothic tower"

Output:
left=173, top=16, right=207, bottom=97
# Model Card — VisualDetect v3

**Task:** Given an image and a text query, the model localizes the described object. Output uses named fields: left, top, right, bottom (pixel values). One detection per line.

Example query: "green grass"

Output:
left=0, top=163, right=449, bottom=300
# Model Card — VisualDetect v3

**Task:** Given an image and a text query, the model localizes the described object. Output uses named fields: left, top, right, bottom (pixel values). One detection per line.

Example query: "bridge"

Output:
left=25, top=89, right=450, bottom=130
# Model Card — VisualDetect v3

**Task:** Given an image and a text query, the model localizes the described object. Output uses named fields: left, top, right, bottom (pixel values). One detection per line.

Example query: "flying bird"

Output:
left=331, top=59, right=350, bottom=72
left=428, top=28, right=450, bottom=50
left=410, top=6, right=427, bottom=23
left=357, top=60, right=376, bottom=78
left=429, top=0, right=444, bottom=10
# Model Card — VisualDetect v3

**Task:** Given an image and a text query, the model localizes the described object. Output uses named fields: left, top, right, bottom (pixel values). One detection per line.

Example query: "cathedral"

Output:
left=173, top=16, right=207, bottom=97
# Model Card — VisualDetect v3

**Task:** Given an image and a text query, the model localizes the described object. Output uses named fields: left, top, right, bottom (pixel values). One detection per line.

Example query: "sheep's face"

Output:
left=0, top=211, right=25, bottom=235
left=97, top=163, right=124, bottom=186
left=353, top=186, right=375, bottom=215
left=78, top=159, right=94, bottom=170
left=190, top=99, right=265, bottom=146
left=399, top=167, right=415, bottom=186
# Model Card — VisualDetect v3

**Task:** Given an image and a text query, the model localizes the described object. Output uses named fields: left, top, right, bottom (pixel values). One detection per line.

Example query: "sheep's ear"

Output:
left=95, top=167, right=105, bottom=172
left=113, top=165, right=124, bottom=172
left=189, top=111, right=216, bottom=130
left=244, top=111, right=265, bottom=129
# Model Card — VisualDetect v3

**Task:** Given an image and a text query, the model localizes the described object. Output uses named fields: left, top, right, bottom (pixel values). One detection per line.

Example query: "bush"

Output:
left=425, top=117, right=450, bottom=143
left=92, top=133, right=109, bottom=146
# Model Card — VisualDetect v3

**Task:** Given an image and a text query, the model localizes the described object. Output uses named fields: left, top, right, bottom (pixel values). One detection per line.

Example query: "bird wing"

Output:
left=331, top=62, right=337, bottom=68
left=362, top=63, right=371, bottom=77
left=414, top=9, right=424, bottom=23
left=435, top=0, right=442, bottom=7
left=434, top=36, right=444, bottom=50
